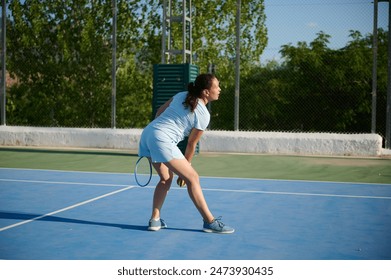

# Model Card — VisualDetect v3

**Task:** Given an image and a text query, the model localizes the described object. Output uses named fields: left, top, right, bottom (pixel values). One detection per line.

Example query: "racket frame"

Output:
left=134, top=156, right=152, bottom=187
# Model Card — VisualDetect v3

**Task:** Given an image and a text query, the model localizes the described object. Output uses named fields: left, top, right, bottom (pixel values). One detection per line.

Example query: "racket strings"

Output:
left=134, top=157, right=152, bottom=187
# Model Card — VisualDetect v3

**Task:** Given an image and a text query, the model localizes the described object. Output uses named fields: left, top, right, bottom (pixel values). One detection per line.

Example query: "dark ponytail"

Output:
left=183, top=73, right=216, bottom=112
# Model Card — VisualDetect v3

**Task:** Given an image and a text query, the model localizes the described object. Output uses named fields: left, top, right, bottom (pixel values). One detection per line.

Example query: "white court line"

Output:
left=2, top=167, right=391, bottom=186
left=199, top=187, right=391, bottom=200
left=0, top=185, right=135, bottom=232
left=0, top=178, right=129, bottom=187
left=2, top=178, right=391, bottom=200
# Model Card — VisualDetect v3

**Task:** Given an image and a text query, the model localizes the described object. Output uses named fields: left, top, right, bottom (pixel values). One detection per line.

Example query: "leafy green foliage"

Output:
left=6, top=0, right=267, bottom=128
left=7, top=0, right=112, bottom=127
left=230, top=29, right=387, bottom=134
left=4, top=1, right=388, bottom=136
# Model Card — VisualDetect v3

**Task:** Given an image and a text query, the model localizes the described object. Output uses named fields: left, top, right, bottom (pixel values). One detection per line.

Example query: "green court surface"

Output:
left=1, top=147, right=390, bottom=184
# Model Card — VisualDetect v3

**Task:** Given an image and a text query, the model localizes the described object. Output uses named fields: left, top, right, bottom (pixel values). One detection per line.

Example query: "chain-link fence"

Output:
left=1, top=1, right=389, bottom=142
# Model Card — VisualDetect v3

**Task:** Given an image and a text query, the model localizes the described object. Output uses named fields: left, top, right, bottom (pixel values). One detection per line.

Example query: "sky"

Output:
left=260, top=0, right=389, bottom=63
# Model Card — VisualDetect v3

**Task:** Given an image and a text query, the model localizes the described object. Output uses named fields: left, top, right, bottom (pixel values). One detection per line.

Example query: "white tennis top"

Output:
left=150, top=91, right=210, bottom=144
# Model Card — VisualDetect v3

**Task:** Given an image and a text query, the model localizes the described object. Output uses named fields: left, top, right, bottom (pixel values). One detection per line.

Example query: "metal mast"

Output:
left=162, top=0, right=192, bottom=64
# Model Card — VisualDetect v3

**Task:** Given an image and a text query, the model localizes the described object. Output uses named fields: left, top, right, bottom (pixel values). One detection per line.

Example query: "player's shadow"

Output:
left=0, top=211, right=201, bottom=233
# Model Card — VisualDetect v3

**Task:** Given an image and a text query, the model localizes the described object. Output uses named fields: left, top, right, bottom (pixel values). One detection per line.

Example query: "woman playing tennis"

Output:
left=138, top=73, right=234, bottom=234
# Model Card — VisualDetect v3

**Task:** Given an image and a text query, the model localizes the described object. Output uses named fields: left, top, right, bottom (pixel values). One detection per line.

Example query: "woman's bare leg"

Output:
left=164, top=159, right=214, bottom=223
left=151, top=162, right=173, bottom=220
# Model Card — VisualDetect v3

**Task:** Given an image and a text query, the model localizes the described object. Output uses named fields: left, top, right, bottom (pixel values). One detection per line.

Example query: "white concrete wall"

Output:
left=0, top=126, right=143, bottom=150
left=200, top=130, right=383, bottom=156
left=0, top=126, right=384, bottom=156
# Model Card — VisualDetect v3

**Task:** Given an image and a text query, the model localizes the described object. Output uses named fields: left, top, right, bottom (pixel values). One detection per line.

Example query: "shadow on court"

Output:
left=0, top=211, right=203, bottom=233
left=0, top=211, right=148, bottom=231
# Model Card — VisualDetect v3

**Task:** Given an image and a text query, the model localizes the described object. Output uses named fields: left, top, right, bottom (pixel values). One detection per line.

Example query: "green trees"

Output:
left=7, top=0, right=113, bottom=127
left=209, top=29, right=388, bottom=134
left=4, top=0, right=388, bottom=136
left=232, top=29, right=388, bottom=134
left=6, top=0, right=267, bottom=128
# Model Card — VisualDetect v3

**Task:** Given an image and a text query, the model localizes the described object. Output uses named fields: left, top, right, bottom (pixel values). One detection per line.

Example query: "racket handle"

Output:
left=177, top=177, right=186, bottom=187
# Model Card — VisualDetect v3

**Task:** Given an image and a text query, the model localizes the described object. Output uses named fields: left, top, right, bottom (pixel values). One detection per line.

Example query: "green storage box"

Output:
left=153, top=64, right=199, bottom=154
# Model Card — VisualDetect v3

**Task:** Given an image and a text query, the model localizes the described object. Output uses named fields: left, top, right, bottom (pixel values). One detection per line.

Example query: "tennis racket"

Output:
left=134, top=156, right=152, bottom=187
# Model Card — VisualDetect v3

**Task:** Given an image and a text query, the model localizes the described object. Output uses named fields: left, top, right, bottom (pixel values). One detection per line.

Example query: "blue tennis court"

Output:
left=0, top=167, right=390, bottom=260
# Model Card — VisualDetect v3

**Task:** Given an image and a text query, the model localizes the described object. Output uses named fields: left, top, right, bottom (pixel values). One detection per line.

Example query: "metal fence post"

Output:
left=234, top=0, right=240, bottom=131
left=1, top=0, right=6, bottom=126
left=385, top=0, right=391, bottom=148
left=111, top=0, right=117, bottom=129
left=371, top=0, right=379, bottom=134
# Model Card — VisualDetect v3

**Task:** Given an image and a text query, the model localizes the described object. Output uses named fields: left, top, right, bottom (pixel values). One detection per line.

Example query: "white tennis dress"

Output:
left=138, top=91, right=210, bottom=163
